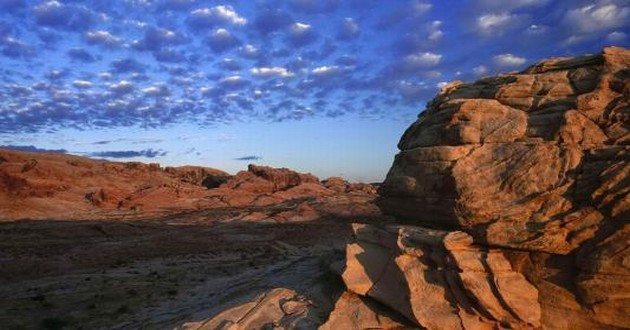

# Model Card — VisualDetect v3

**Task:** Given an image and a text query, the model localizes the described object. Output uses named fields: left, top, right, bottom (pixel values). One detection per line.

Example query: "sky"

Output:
left=0, top=0, right=628, bottom=182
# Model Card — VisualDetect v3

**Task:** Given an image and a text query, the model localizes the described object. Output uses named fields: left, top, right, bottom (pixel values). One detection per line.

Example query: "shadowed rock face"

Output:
left=379, top=46, right=629, bottom=254
left=330, top=47, right=629, bottom=330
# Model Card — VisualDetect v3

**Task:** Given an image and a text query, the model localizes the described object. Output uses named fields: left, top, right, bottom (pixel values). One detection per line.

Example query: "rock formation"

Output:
left=331, top=47, right=629, bottom=329
left=0, top=149, right=378, bottom=221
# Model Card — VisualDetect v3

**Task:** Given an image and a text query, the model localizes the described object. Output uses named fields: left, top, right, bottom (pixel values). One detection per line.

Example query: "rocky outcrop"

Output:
left=320, top=291, right=413, bottom=330
left=379, top=47, right=629, bottom=254
left=329, top=47, right=629, bottom=329
left=323, top=176, right=378, bottom=194
left=341, top=224, right=540, bottom=329
left=0, top=149, right=379, bottom=222
left=180, top=288, right=320, bottom=330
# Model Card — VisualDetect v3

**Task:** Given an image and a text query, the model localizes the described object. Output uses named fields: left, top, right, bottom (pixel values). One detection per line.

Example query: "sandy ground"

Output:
left=0, top=206, right=366, bottom=329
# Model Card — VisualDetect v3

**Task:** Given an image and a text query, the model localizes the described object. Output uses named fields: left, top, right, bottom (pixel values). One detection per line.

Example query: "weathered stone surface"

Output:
left=379, top=47, right=630, bottom=254
left=361, top=47, right=630, bottom=330
left=341, top=224, right=541, bottom=329
left=179, top=288, right=320, bottom=330
left=320, top=291, right=415, bottom=330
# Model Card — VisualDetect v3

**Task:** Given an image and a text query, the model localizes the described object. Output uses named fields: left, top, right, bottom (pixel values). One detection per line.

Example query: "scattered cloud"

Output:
left=404, top=52, right=442, bottom=67
left=338, top=17, right=359, bottom=40
left=89, top=149, right=167, bottom=158
left=493, top=53, right=527, bottom=67
left=288, top=22, right=317, bottom=47
left=0, top=1, right=624, bottom=135
left=188, top=5, right=247, bottom=29
left=0, top=145, right=67, bottom=153
left=234, top=155, right=262, bottom=161
left=563, top=2, right=629, bottom=34
left=205, top=28, right=240, bottom=52
left=67, top=48, right=96, bottom=62
left=85, top=30, right=122, bottom=48
left=250, top=66, right=294, bottom=78
left=476, top=13, right=528, bottom=36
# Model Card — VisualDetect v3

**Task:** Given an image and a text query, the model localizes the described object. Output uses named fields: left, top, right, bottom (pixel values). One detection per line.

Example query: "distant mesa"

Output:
left=0, top=148, right=378, bottom=221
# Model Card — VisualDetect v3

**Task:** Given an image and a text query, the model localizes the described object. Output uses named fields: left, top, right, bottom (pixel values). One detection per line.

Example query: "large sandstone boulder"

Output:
left=379, top=47, right=629, bottom=254
left=329, top=47, right=629, bottom=330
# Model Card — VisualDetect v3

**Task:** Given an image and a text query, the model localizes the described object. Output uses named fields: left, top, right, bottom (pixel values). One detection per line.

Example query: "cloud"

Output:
left=493, top=53, right=527, bottom=66
left=1, top=37, right=33, bottom=58
left=287, top=22, right=317, bottom=47
left=131, top=27, right=186, bottom=51
left=85, top=30, right=122, bottom=48
left=219, top=75, right=249, bottom=89
left=563, top=2, right=629, bottom=34
left=607, top=31, right=627, bottom=42
left=89, top=138, right=164, bottom=145
left=72, top=80, right=93, bottom=89
left=142, top=85, right=171, bottom=97
left=473, top=65, right=489, bottom=76
left=219, top=58, right=242, bottom=71
left=109, top=80, right=134, bottom=94
left=476, top=12, right=529, bottom=36
left=34, top=1, right=95, bottom=30
left=188, top=5, right=247, bottom=29
left=67, top=48, right=95, bottom=62
left=110, top=58, right=146, bottom=73
left=89, top=149, right=167, bottom=158
left=153, top=48, right=187, bottom=63
left=234, top=155, right=262, bottom=161
left=404, top=52, right=442, bottom=67
left=250, top=66, right=294, bottom=78
left=0, top=145, right=67, bottom=153
left=337, top=17, right=359, bottom=40
left=311, top=65, right=343, bottom=76
left=253, top=9, right=293, bottom=35
left=239, top=44, right=259, bottom=58
left=205, top=28, right=240, bottom=52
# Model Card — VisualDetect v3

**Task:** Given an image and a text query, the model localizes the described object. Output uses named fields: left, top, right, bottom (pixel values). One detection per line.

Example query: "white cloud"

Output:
left=607, top=31, right=627, bottom=42
left=110, top=80, right=134, bottom=93
left=564, top=3, right=630, bottom=34
left=428, top=21, right=443, bottom=41
left=250, top=67, right=294, bottom=78
left=405, top=52, right=442, bottom=67
left=412, top=1, right=432, bottom=14
left=191, top=5, right=247, bottom=26
left=142, top=86, right=166, bottom=95
left=493, top=54, right=527, bottom=66
left=477, top=13, right=513, bottom=33
left=291, top=22, right=311, bottom=34
left=312, top=65, right=340, bottom=76
left=240, top=44, right=258, bottom=57
left=475, top=11, right=530, bottom=36
left=525, top=24, right=548, bottom=35
left=340, top=18, right=359, bottom=38
left=72, top=80, right=93, bottom=88
left=220, top=75, right=242, bottom=83
left=85, top=30, right=122, bottom=47
left=473, top=65, right=488, bottom=76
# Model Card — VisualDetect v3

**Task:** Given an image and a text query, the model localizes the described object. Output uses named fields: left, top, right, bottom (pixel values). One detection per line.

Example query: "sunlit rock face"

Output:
left=379, top=46, right=629, bottom=254
left=328, top=47, right=629, bottom=330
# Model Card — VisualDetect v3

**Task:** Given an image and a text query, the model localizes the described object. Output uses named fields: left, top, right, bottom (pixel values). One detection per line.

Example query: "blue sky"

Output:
left=0, top=0, right=628, bottom=181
